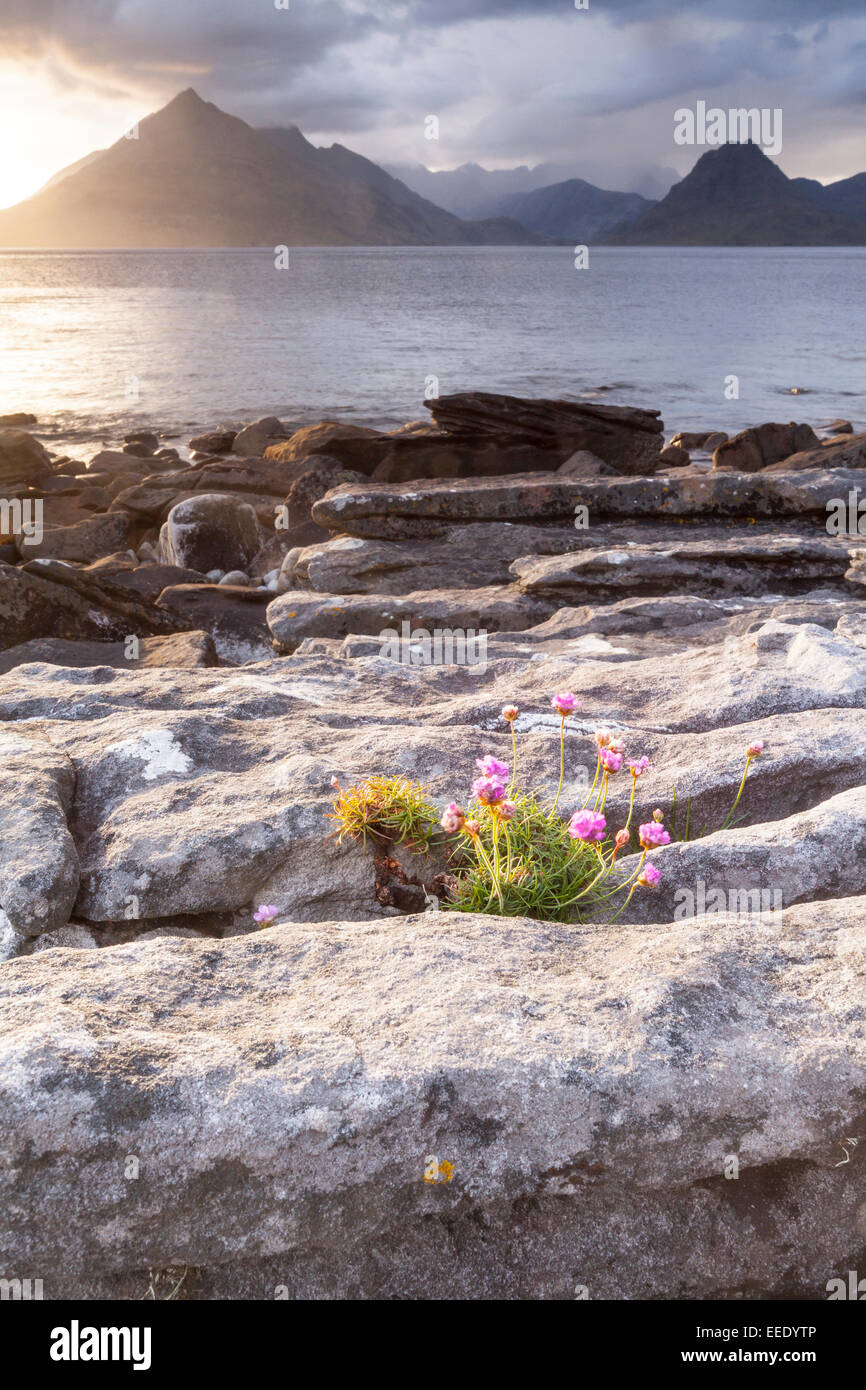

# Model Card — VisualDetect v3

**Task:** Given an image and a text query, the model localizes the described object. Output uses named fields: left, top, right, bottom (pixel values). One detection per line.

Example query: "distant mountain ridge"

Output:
left=494, top=178, right=655, bottom=243
left=3, top=93, right=865, bottom=248
left=790, top=171, right=866, bottom=226
left=601, top=142, right=866, bottom=245
left=382, top=160, right=582, bottom=220
left=0, top=90, right=540, bottom=249
left=385, top=160, right=676, bottom=219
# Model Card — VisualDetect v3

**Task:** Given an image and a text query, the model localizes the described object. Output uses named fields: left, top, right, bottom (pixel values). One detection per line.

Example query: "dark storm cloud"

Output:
left=0, top=0, right=864, bottom=174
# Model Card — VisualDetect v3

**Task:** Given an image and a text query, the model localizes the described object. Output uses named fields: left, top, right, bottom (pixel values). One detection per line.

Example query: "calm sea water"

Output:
left=0, top=247, right=863, bottom=455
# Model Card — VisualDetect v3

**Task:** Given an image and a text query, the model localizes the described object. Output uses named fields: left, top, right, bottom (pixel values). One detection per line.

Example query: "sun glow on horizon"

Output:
left=0, top=63, right=161, bottom=210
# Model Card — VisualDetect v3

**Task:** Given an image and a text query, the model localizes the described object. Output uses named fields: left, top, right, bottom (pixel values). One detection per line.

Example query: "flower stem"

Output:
left=624, top=774, right=637, bottom=829
left=508, top=722, right=518, bottom=796
left=603, top=853, right=648, bottom=922
left=485, top=809, right=504, bottom=912
left=581, top=753, right=601, bottom=810
left=719, top=754, right=753, bottom=832
left=551, top=715, right=566, bottom=816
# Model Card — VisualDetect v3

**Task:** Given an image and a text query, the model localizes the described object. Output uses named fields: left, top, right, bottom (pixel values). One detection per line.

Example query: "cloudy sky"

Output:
left=0, top=0, right=864, bottom=207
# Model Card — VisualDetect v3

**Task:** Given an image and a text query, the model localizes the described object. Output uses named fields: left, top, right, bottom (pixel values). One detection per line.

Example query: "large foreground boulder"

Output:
left=0, top=561, right=186, bottom=652
left=265, top=422, right=383, bottom=464
left=15, top=512, right=132, bottom=563
left=425, top=391, right=665, bottom=475
left=231, top=416, right=287, bottom=456
left=1, top=899, right=865, bottom=1298
left=762, top=430, right=866, bottom=474
left=158, top=493, right=262, bottom=573
left=712, top=421, right=819, bottom=471
left=0, top=427, right=52, bottom=492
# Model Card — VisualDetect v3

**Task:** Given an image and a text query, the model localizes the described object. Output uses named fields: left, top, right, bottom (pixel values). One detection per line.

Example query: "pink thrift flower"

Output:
left=253, top=904, right=278, bottom=927
left=475, top=754, right=509, bottom=778
left=498, top=799, right=516, bottom=822
left=472, top=775, right=506, bottom=805
left=551, top=692, right=579, bottom=717
left=440, top=802, right=465, bottom=833
left=638, top=863, right=661, bottom=887
left=747, top=741, right=764, bottom=757
left=628, top=756, right=651, bottom=777
left=639, top=821, right=670, bottom=849
left=595, top=729, right=624, bottom=752
left=599, top=747, right=623, bottom=773
left=501, top=704, right=519, bottom=722
left=568, top=810, right=607, bottom=842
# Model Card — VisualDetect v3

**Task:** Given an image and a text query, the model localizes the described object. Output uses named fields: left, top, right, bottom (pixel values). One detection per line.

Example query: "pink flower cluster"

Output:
left=638, top=821, right=671, bottom=849
left=472, top=775, right=506, bottom=805
left=476, top=755, right=509, bottom=778
left=568, top=810, right=607, bottom=842
left=551, top=692, right=580, bottom=717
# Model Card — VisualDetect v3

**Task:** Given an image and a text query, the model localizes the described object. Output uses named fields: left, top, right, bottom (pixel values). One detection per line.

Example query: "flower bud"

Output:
left=440, top=802, right=466, bottom=834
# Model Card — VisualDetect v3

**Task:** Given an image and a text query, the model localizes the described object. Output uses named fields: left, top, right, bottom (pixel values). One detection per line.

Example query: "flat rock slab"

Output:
left=0, top=726, right=78, bottom=934
left=284, top=521, right=805, bottom=597
left=0, top=612, right=865, bottom=941
left=608, top=782, right=866, bottom=924
left=285, top=525, right=586, bottom=595
left=1, top=899, right=865, bottom=1298
left=266, top=585, right=552, bottom=653
left=512, top=534, right=856, bottom=599
left=0, top=630, right=218, bottom=675
left=311, top=468, right=862, bottom=538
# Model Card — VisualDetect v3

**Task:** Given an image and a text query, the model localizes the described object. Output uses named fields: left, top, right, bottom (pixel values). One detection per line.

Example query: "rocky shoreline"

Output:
left=1, top=392, right=865, bottom=1299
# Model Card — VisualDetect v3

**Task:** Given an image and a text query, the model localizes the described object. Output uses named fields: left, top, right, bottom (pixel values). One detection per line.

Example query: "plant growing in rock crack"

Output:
left=668, top=740, right=764, bottom=842
left=328, top=698, right=763, bottom=924
left=328, top=774, right=440, bottom=852
left=141, top=1265, right=194, bottom=1300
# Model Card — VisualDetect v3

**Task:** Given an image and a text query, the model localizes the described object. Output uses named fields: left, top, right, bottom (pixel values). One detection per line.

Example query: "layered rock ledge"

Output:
left=2, top=900, right=865, bottom=1300
left=2, top=396, right=866, bottom=1299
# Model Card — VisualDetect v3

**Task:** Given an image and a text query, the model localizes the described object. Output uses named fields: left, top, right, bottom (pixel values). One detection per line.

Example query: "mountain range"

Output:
left=496, top=178, right=654, bottom=243
left=0, top=89, right=864, bottom=248
left=384, top=160, right=677, bottom=218
left=0, top=90, right=538, bottom=248
left=601, top=141, right=866, bottom=246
